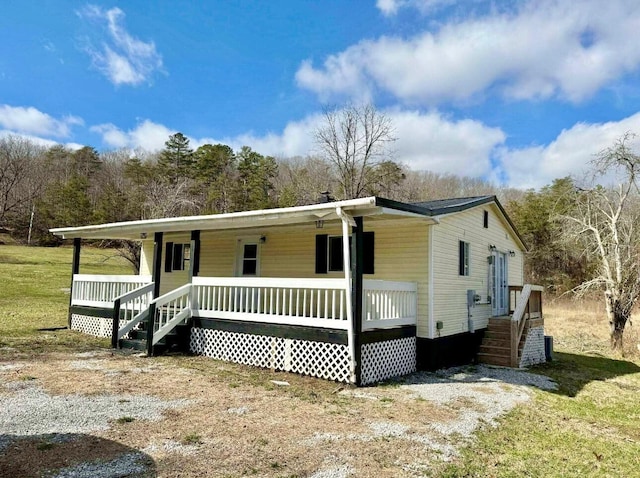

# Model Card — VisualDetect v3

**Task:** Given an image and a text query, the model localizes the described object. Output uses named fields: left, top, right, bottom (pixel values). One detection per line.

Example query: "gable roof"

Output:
left=411, top=195, right=495, bottom=214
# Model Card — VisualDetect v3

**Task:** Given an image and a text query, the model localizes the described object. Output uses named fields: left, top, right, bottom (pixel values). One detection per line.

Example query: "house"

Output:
left=50, top=195, right=545, bottom=386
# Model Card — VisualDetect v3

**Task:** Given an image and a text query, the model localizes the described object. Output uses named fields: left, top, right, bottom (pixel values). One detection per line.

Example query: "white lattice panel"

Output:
left=190, top=327, right=351, bottom=383
left=71, top=314, right=127, bottom=339
left=360, top=336, right=416, bottom=385
left=71, top=314, right=110, bottom=338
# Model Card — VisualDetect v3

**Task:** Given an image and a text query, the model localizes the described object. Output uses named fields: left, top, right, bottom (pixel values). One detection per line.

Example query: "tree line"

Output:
left=0, top=132, right=520, bottom=246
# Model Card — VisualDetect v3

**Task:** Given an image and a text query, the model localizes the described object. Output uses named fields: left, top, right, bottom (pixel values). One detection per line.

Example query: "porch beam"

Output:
left=190, top=230, right=201, bottom=279
left=68, top=238, right=81, bottom=328
left=352, top=216, right=364, bottom=386
left=147, top=231, right=163, bottom=356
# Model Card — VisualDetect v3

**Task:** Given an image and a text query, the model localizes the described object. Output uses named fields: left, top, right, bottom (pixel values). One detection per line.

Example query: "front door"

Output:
left=492, top=251, right=508, bottom=316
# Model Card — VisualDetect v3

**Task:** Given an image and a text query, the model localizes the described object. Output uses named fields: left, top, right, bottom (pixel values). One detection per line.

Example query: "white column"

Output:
left=337, top=207, right=356, bottom=384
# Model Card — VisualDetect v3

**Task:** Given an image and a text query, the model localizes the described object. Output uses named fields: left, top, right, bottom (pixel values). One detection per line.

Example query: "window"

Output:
left=459, top=240, right=470, bottom=276
left=241, top=243, right=258, bottom=276
left=315, top=233, right=374, bottom=274
left=165, top=242, right=190, bottom=272
left=483, top=210, right=489, bottom=228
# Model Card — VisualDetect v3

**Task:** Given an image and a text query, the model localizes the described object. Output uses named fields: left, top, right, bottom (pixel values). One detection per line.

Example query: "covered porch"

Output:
left=55, top=197, right=433, bottom=385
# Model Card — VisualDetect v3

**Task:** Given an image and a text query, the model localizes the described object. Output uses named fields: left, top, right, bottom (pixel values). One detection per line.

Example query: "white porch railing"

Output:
left=362, top=280, right=417, bottom=330
left=71, top=274, right=152, bottom=307
left=151, top=284, right=192, bottom=346
left=192, top=277, right=350, bottom=329
left=114, top=283, right=155, bottom=343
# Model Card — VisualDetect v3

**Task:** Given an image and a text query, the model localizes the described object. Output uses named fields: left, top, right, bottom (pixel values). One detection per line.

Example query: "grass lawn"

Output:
left=0, top=245, right=131, bottom=354
left=1, top=245, right=640, bottom=477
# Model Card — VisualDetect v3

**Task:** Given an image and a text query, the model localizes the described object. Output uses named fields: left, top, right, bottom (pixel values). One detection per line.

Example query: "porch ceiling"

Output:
left=50, top=196, right=437, bottom=240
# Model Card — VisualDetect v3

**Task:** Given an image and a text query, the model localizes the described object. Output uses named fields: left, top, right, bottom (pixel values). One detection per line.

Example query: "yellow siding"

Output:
left=431, top=204, right=524, bottom=337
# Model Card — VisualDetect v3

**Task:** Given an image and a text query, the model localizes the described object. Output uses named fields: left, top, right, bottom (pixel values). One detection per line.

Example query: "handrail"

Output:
left=111, top=282, right=155, bottom=348
left=150, top=284, right=192, bottom=349
left=509, top=284, right=544, bottom=367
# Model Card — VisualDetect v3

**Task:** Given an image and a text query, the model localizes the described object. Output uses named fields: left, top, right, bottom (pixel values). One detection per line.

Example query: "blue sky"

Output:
left=2, top=0, right=640, bottom=189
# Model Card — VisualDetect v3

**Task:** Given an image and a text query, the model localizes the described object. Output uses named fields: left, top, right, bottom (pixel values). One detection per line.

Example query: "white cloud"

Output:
left=78, top=5, right=164, bottom=86
left=0, top=104, right=82, bottom=138
left=0, top=130, right=83, bottom=150
left=91, top=109, right=505, bottom=179
left=497, top=112, right=640, bottom=189
left=91, top=120, right=174, bottom=151
left=298, top=0, right=640, bottom=105
left=390, top=109, right=504, bottom=176
left=376, top=0, right=456, bottom=16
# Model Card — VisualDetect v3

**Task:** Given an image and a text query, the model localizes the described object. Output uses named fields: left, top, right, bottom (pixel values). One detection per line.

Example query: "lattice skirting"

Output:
left=190, top=327, right=352, bottom=383
left=360, top=336, right=416, bottom=385
left=70, top=314, right=127, bottom=339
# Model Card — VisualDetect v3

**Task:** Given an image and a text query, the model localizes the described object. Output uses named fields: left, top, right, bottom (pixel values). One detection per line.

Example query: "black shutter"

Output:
left=173, top=244, right=183, bottom=271
left=315, top=234, right=328, bottom=274
left=363, top=231, right=374, bottom=274
left=458, top=241, right=464, bottom=276
left=165, top=242, right=174, bottom=273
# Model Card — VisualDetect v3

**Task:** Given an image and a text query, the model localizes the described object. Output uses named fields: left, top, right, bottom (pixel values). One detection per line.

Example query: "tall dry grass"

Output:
left=544, top=296, right=640, bottom=359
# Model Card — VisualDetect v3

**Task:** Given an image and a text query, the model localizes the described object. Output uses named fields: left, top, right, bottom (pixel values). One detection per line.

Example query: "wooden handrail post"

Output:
left=146, top=302, right=156, bottom=356
left=510, top=319, right=519, bottom=367
left=111, top=298, right=121, bottom=349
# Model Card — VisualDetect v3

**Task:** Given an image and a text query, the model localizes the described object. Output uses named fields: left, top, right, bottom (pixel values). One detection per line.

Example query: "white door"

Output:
left=492, top=251, right=508, bottom=316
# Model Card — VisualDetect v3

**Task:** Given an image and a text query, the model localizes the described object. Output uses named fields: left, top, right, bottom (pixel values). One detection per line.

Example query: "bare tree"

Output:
left=0, top=136, right=46, bottom=231
left=314, top=104, right=395, bottom=199
left=561, top=134, right=640, bottom=351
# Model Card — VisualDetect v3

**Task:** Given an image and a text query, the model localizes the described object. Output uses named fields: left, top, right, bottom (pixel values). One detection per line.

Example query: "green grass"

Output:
left=437, top=352, right=640, bottom=477
left=0, top=245, right=131, bottom=355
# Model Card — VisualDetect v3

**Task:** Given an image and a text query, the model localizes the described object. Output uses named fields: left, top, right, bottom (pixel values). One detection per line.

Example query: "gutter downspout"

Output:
left=337, top=206, right=357, bottom=384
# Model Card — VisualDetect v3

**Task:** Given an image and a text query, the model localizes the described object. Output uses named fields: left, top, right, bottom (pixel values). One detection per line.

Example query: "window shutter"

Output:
left=173, top=244, right=183, bottom=271
left=363, top=231, right=375, bottom=274
left=315, top=234, right=328, bottom=274
left=459, top=241, right=464, bottom=276
left=165, top=242, right=174, bottom=273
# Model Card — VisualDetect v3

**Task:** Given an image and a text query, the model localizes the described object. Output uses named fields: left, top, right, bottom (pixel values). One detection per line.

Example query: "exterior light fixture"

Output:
left=316, top=220, right=324, bottom=229
left=140, top=232, right=147, bottom=239
left=509, top=250, right=516, bottom=257
left=488, top=244, right=497, bottom=251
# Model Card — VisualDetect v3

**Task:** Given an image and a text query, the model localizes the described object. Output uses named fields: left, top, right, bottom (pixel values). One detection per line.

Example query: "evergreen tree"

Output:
left=158, top=132, right=194, bottom=184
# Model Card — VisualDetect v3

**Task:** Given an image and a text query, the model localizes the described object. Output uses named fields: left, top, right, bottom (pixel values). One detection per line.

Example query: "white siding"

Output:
left=431, top=204, right=524, bottom=338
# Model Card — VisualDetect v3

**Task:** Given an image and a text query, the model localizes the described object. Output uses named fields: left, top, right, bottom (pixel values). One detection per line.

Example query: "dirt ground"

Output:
left=0, top=349, right=550, bottom=478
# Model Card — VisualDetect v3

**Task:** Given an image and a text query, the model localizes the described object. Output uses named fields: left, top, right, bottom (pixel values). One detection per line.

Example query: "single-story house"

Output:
left=51, top=195, right=545, bottom=386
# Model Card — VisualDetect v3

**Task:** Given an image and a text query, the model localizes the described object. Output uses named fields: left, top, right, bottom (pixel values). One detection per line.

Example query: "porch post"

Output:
left=189, top=230, right=201, bottom=279
left=352, top=217, right=364, bottom=386
left=337, top=207, right=357, bottom=384
left=147, top=231, right=163, bottom=356
left=68, top=238, right=81, bottom=328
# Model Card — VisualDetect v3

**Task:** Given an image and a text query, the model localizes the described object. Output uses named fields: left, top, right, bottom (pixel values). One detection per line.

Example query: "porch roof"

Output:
left=50, top=196, right=438, bottom=240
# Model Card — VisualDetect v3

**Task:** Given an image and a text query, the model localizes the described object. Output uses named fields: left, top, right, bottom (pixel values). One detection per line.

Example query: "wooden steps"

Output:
left=477, top=317, right=525, bottom=367
left=117, top=316, right=190, bottom=356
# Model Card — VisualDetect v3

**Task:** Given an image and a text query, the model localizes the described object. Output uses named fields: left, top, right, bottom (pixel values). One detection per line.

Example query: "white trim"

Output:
left=193, top=310, right=349, bottom=329
left=235, top=237, right=262, bottom=277
left=337, top=207, right=356, bottom=384
left=73, top=274, right=152, bottom=282
left=428, top=223, right=435, bottom=339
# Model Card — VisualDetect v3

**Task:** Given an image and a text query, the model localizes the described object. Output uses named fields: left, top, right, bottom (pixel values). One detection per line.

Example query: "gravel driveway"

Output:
left=0, top=351, right=556, bottom=477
